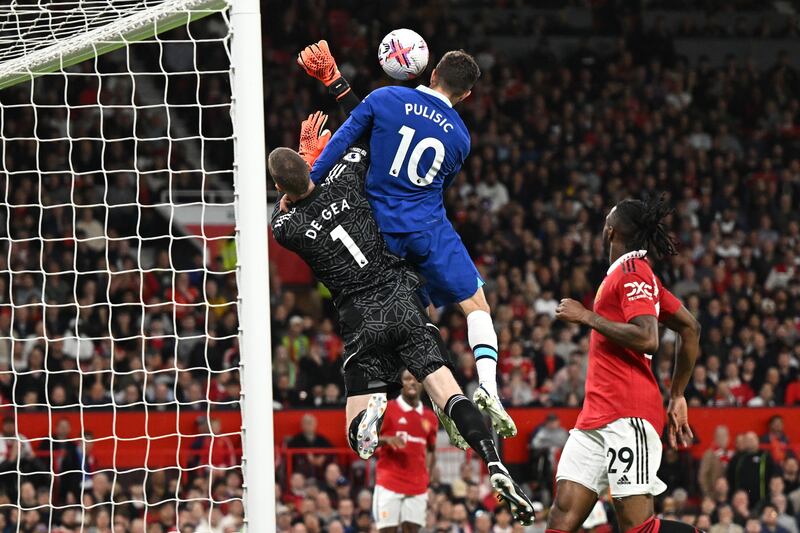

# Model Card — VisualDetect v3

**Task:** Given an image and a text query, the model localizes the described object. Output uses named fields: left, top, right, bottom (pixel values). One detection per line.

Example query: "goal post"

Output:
left=0, top=0, right=272, bottom=530
left=229, top=0, right=274, bottom=529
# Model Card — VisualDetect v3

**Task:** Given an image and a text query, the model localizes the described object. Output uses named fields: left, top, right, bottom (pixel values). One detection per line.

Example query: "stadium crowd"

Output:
left=276, top=414, right=800, bottom=533
left=266, top=1, right=800, bottom=413
left=0, top=14, right=244, bottom=532
left=264, top=0, right=800, bottom=531
left=0, top=0, right=795, bottom=530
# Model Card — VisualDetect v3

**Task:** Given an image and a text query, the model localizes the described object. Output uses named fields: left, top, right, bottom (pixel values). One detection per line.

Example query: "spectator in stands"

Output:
left=277, top=504, right=293, bottom=532
left=549, top=358, right=585, bottom=406
left=687, top=364, right=717, bottom=406
left=208, top=418, right=239, bottom=468
left=749, top=383, right=777, bottom=407
left=731, top=491, right=751, bottom=528
left=711, top=477, right=732, bottom=509
left=316, top=491, right=336, bottom=528
left=286, top=413, right=339, bottom=482
left=760, top=503, right=791, bottom=533
left=90, top=471, right=112, bottom=504
left=728, top=432, right=775, bottom=505
left=783, top=456, right=800, bottom=495
left=60, top=430, right=95, bottom=504
left=4, top=1, right=800, bottom=529
left=534, top=337, right=563, bottom=388
left=772, top=494, right=798, bottom=533
left=710, top=505, right=743, bottom=533
left=282, top=315, right=311, bottom=362
left=760, top=415, right=792, bottom=464
left=297, top=344, right=338, bottom=394
left=529, top=414, right=568, bottom=499
left=336, top=498, right=356, bottom=531
left=0, top=415, right=34, bottom=464
left=699, top=426, right=734, bottom=497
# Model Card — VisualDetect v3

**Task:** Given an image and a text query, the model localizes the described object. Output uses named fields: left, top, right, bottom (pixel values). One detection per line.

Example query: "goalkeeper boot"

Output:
left=488, top=461, right=535, bottom=526
left=473, top=384, right=517, bottom=438
left=355, top=393, right=387, bottom=460
left=432, top=402, right=468, bottom=450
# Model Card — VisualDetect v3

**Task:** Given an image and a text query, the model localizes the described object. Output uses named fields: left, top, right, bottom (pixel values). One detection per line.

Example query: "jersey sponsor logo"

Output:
left=304, top=199, right=352, bottom=240
left=623, top=281, right=653, bottom=301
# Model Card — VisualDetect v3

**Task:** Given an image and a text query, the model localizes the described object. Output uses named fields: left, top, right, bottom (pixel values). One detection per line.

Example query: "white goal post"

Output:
left=0, top=0, right=272, bottom=530
left=229, top=0, right=274, bottom=529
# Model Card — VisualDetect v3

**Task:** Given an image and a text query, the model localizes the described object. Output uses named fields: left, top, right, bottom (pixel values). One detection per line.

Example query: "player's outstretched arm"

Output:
left=309, top=98, right=374, bottom=183
left=298, top=111, right=331, bottom=169
left=278, top=111, right=332, bottom=212
left=556, top=298, right=659, bottom=354
left=297, top=40, right=360, bottom=114
left=660, top=305, right=701, bottom=448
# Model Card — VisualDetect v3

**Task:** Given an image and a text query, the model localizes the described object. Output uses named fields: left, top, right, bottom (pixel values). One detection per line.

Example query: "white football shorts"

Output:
left=373, top=484, right=428, bottom=528
left=556, top=417, right=667, bottom=498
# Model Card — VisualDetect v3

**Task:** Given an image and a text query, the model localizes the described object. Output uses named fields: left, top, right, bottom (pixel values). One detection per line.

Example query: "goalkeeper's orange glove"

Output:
left=297, top=40, right=351, bottom=100
left=298, top=111, right=331, bottom=169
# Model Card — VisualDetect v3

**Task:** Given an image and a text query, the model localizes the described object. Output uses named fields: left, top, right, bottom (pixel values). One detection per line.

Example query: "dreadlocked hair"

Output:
left=613, top=194, right=679, bottom=259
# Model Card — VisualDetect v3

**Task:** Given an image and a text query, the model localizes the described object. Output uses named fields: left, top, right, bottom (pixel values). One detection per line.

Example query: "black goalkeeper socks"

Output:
left=444, top=394, right=500, bottom=464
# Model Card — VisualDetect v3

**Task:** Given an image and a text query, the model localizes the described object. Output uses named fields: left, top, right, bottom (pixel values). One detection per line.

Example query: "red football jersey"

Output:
left=576, top=250, right=682, bottom=433
left=375, top=396, right=438, bottom=495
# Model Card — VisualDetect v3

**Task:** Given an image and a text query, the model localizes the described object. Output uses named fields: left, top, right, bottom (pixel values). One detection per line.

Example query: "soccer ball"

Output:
left=378, top=29, right=429, bottom=81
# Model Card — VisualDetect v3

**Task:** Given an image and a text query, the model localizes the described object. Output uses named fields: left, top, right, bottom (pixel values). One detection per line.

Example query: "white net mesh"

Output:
left=0, top=1, right=169, bottom=64
left=0, top=2, right=244, bottom=531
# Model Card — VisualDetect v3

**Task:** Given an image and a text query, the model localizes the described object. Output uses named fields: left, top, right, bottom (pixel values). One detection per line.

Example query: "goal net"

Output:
left=0, top=0, right=270, bottom=530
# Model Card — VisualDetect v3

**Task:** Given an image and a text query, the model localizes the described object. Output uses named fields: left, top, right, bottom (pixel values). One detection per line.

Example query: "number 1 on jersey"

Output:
left=331, top=225, right=369, bottom=268
left=389, top=125, right=445, bottom=186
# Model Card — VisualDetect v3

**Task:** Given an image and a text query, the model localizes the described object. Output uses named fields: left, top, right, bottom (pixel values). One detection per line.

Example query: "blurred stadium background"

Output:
left=267, top=1, right=800, bottom=532
left=0, top=0, right=799, bottom=531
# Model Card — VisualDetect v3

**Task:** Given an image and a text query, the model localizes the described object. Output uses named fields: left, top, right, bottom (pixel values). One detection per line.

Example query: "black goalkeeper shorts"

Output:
left=338, top=279, right=451, bottom=397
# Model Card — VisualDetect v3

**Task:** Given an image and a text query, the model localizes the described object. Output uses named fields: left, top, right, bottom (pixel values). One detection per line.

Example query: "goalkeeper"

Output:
left=295, top=41, right=517, bottom=440
left=269, top=108, right=534, bottom=525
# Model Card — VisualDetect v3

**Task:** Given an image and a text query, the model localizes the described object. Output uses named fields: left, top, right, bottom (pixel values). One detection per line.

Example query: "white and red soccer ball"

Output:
left=378, top=28, right=429, bottom=81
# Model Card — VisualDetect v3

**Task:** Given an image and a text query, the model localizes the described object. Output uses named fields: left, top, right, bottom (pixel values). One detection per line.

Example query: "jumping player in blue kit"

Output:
left=296, top=40, right=516, bottom=438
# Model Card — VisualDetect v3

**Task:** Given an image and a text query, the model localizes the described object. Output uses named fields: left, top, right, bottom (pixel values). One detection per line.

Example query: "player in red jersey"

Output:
left=373, top=370, right=438, bottom=532
left=545, top=196, right=702, bottom=533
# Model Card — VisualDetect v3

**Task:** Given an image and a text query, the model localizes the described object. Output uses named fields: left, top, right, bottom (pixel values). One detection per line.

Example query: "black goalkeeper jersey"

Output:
left=271, top=142, right=412, bottom=302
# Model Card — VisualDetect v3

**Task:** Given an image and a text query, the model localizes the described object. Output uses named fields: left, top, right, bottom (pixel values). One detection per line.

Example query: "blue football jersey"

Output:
left=310, top=85, right=470, bottom=233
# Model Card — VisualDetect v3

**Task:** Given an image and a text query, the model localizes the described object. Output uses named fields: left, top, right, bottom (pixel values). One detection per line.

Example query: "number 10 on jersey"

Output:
left=390, top=126, right=445, bottom=186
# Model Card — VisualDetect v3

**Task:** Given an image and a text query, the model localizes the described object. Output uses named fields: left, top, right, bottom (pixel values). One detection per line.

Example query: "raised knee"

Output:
left=470, top=296, right=490, bottom=314
left=547, top=501, right=582, bottom=533
left=461, top=288, right=490, bottom=315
